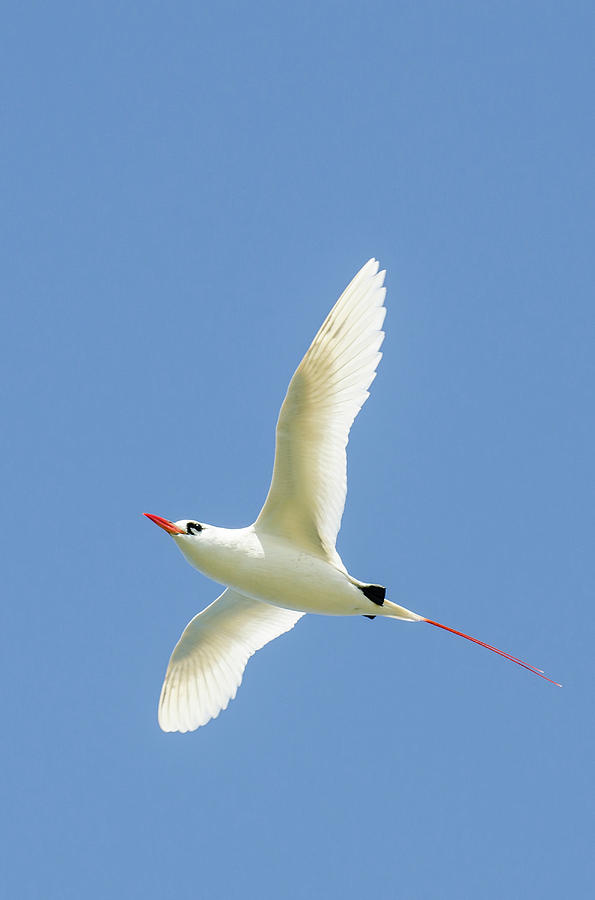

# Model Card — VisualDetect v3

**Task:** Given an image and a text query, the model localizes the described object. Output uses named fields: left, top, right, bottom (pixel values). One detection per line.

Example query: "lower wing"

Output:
left=158, top=588, right=304, bottom=733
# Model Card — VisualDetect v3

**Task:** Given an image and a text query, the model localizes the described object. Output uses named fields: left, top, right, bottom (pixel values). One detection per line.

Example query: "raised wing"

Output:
left=255, top=259, right=386, bottom=561
left=158, top=589, right=304, bottom=733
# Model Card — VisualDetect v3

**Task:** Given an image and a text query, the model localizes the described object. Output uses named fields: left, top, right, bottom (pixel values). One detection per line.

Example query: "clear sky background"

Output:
left=2, top=2, right=593, bottom=898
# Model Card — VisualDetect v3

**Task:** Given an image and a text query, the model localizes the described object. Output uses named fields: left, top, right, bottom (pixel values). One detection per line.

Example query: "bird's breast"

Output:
left=177, top=528, right=366, bottom=615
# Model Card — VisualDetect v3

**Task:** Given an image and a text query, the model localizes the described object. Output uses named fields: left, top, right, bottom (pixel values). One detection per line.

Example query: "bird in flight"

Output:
left=145, top=259, right=560, bottom=733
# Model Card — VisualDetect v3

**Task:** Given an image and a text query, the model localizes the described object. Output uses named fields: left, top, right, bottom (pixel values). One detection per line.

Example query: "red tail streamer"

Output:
left=424, top=619, right=562, bottom=686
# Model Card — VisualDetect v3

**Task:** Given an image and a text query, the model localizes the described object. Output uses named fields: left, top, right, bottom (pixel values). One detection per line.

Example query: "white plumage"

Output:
left=158, top=589, right=303, bottom=733
left=256, top=258, right=386, bottom=564
left=146, top=258, right=559, bottom=734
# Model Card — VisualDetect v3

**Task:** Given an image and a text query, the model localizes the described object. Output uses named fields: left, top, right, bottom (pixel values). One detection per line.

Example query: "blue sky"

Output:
left=2, top=2, right=593, bottom=897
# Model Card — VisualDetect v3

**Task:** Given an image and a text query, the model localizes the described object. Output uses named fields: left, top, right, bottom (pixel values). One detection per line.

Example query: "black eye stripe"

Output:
left=186, top=522, right=203, bottom=535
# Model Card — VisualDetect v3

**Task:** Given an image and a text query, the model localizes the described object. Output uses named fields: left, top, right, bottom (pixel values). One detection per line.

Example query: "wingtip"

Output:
left=362, top=257, right=380, bottom=275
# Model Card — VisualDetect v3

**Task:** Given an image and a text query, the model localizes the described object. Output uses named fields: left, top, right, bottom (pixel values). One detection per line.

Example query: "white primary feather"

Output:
left=255, top=258, right=386, bottom=561
left=158, top=588, right=304, bottom=733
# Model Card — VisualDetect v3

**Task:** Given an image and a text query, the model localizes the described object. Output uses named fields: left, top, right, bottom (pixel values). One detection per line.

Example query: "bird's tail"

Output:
left=380, top=599, right=424, bottom=621
left=381, top=602, right=561, bottom=685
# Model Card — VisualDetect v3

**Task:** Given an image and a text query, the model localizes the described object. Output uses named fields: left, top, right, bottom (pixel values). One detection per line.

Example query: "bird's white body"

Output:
left=175, top=525, right=420, bottom=619
left=146, top=258, right=558, bottom=733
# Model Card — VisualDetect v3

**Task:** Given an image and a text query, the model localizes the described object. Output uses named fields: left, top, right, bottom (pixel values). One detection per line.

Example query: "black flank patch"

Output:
left=359, top=583, right=386, bottom=606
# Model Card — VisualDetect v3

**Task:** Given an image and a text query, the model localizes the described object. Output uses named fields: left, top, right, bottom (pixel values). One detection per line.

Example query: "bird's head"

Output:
left=143, top=513, right=210, bottom=571
left=143, top=513, right=205, bottom=538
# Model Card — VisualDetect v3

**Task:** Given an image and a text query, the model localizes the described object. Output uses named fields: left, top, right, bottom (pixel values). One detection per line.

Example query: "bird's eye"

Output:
left=186, top=522, right=203, bottom=535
